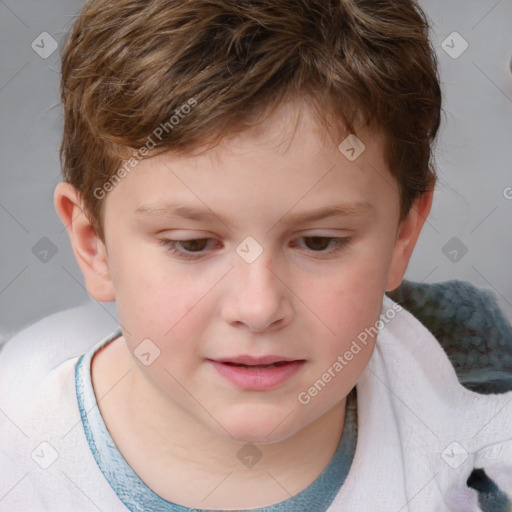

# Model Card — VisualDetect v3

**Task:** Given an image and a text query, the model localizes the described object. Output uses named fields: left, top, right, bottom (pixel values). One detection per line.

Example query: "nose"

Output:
left=221, top=254, right=293, bottom=333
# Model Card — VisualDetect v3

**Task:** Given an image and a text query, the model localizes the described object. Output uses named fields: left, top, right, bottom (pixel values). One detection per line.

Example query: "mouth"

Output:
left=207, top=358, right=306, bottom=390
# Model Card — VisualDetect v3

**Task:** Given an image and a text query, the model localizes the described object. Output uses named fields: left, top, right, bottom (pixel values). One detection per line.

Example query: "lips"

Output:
left=214, top=355, right=300, bottom=366
left=208, top=356, right=306, bottom=390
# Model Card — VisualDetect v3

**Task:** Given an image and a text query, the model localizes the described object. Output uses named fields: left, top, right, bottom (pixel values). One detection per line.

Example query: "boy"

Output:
left=1, top=0, right=511, bottom=510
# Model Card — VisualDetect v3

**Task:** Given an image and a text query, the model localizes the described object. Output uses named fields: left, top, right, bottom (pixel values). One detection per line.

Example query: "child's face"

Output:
left=83, top=99, right=428, bottom=444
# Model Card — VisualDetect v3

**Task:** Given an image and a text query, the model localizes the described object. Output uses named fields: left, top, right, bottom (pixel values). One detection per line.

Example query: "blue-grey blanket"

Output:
left=386, top=279, right=512, bottom=395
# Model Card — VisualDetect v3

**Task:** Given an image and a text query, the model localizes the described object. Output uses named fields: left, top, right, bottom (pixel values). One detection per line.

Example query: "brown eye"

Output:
left=292, top=236, right=352, bottom=258
left=178, top=238, right=209, bottom=252
left=160, top=238, right=216, bottom=260
left=303, top=237, right=332, bottom=251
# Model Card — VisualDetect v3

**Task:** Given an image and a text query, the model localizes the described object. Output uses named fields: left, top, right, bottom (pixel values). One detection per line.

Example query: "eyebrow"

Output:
left=134, top=201, right=374, bottom=226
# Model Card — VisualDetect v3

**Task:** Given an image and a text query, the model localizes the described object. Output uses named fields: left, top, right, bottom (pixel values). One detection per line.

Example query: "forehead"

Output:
left=195, top=98, right=373, bottom=162
left=104, top=99, right=398, bottom=227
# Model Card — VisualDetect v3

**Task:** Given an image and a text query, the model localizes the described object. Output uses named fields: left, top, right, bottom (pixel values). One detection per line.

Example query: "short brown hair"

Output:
left=59, top=0, right=442, bottom=240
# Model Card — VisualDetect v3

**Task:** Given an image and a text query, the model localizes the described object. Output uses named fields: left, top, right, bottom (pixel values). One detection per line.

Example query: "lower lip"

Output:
left=208, top=360, right=305, bottom=391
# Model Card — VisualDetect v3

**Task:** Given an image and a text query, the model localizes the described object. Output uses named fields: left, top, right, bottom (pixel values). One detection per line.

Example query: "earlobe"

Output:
left=385, top=189, right=434, bottom=292
left=54, top=182, right=115, bottom=302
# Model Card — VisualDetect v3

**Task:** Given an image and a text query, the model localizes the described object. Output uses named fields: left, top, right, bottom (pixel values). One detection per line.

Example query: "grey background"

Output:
left=1, top=0, right=511, bottom=346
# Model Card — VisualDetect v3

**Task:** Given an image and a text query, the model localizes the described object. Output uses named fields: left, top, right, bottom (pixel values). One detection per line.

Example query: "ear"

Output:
left=54, top=182, right=115, bottom=302
left=385, top=188, right=434, bottom=292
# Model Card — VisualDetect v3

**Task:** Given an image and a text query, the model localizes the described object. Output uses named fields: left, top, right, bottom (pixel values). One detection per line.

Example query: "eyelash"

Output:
left=159, top=236, right=352, bottom=260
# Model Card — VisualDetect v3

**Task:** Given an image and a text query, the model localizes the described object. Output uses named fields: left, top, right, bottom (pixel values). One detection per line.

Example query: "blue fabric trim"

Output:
left=75, top=329, right=357, bottom=511
left=466, top=468, right=512, bottom=512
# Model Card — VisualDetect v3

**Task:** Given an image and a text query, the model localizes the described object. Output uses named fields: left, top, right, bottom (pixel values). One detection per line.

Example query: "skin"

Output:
left=54, top=97, right=433, bottom=509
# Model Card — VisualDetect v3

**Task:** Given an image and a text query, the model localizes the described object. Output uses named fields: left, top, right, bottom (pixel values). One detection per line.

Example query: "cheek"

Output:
left=110, top=247, right=222, bottom=346
left=303, top=256, right=387, bottom=324
left=116, top=279, right=193, bottom=338
left=312, top=286, right=381, bottom=396
left=293, top=252, right=389, bottom=365
left=106, top=242, right=182, bottom=333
